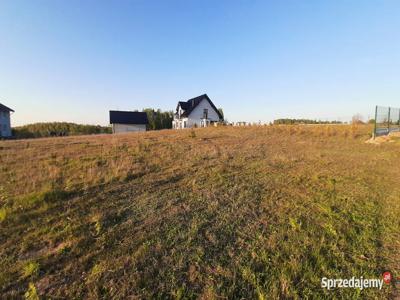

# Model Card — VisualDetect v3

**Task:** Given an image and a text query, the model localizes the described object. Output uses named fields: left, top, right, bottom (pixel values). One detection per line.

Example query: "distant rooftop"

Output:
left=177, top=94, right=223, bottom=119
left=0, top=103, right=14, bottom=112
left=109, top=111, right=149, bottom=125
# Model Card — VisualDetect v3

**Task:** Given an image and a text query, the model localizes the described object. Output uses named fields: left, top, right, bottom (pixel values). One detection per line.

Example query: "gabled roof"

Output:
left=0, top=103, right=14, bottom=112
left=109, top=111, right=149, bottom=125
left=178, top=101, right=189, bottom=110
left=177, top=94, right=223, bottom=119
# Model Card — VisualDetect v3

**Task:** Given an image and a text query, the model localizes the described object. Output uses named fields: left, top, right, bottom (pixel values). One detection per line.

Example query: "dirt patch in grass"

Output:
left=366, top=131, right=400, bottom=144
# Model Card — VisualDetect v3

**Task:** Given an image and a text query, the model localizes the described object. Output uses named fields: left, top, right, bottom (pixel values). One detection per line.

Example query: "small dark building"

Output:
left=109, top=111, right=149, bottom=133
left=0, top=103, right=14, bottom=137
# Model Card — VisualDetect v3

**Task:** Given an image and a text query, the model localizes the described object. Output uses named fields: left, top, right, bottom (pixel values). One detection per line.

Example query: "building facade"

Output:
left=112, top=123, right=147, bottom=133
left=0, top=103, right=14, bottom=137
left=172, top=94, right=223, bottom=129
left=109, top=110, right=148, bottom=133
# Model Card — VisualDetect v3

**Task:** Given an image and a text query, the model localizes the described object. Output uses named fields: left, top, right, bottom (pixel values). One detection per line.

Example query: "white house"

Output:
left=0, top=103, right=14, bottom=138
left=109, top=111, right=148, bottom=133
left=172, top=94, right=223, bottom=129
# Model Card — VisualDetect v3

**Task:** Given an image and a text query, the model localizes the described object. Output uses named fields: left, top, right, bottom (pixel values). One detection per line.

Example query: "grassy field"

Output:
left=0, top=125, right=399, bottom=299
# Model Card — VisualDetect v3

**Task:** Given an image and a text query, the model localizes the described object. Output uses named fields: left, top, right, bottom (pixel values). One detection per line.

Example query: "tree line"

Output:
left=11, top=109, right=174, bottom=139
left=142, top=109, right=174, bottom=130
left=12, top=122, right=112, bottom=139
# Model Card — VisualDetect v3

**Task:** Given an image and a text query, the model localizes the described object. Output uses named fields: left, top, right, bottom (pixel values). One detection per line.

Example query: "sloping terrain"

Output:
left=0, top=125, right=399, bottom=299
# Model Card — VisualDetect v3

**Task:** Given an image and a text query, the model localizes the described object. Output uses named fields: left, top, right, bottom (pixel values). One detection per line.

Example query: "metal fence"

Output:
left=374, top=106, right=400, bottom=137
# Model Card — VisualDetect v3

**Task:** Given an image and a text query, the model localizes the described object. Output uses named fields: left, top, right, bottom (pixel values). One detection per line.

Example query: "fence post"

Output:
left=373, top=105, right=378, bottom=138
left=398, top=108, right=400, bottom=130
left=388, top=107, right=391, bottom=133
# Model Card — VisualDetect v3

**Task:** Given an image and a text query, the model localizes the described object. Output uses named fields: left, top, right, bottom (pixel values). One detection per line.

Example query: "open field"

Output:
left=0, top=125, right=399, bottom=299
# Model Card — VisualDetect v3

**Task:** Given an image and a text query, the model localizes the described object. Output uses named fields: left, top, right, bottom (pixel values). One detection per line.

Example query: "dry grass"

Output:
left=0, top=125, right=399, bottom=299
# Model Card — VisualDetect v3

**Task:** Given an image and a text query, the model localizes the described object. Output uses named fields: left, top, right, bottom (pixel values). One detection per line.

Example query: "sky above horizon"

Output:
left=1, top=0, right=400, bottom=126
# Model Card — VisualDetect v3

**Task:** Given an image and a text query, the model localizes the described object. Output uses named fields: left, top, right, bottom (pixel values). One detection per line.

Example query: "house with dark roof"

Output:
left=109, top=111, right=149, bottom=133
left=172, top=94, right=223, bottom=129
left=0, top=103, right=14, bottom=137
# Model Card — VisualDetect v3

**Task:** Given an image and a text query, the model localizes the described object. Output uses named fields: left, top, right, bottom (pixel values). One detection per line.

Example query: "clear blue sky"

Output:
left=1, top=0, right=399, bottom=126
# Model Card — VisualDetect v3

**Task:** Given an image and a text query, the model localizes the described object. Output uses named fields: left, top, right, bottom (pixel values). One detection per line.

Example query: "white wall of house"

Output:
left=172, top=118, right=188, bottom=129
left=0, top=111, right=12, bottom=137
left=112, top=124, right=146, bottom=133
left=188, top=99, right=220, bottom=124
left=173, top=98, right=220, bottom=129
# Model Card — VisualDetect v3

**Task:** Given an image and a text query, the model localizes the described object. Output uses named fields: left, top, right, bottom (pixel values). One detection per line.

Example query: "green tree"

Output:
left=12, top=122, right=111, bottom=139
left=142, top=108, right=173, bottom=130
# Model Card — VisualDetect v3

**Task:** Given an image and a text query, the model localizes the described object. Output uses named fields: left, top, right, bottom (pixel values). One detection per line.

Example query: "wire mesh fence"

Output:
left=374, top=106, right=400, bottom=137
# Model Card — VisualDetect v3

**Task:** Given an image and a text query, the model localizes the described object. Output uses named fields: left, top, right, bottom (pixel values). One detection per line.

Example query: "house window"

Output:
left=183, top=121, right=187, bottom=128
left=203, top=109, right=208, bottom=119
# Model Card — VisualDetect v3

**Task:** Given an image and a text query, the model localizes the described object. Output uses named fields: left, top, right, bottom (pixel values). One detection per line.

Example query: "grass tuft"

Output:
left=23, top=261, right=40, bottom=278
left=0, top=208, right=8, bottom=222
left=24, top=282, right=39, bottom=300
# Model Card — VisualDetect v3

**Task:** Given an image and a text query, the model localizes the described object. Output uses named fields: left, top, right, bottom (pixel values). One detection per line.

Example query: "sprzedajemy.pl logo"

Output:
left=321, top=271, right=397, bottom=290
